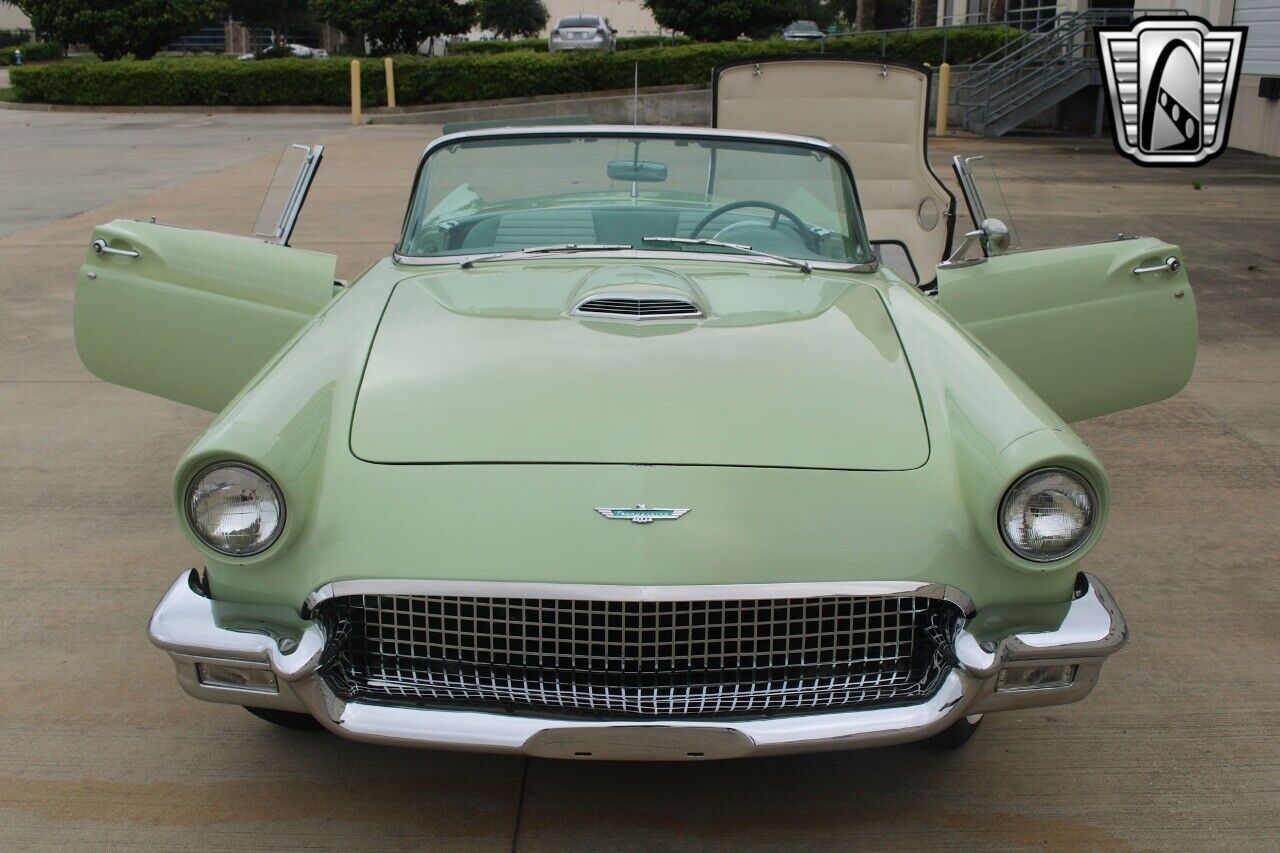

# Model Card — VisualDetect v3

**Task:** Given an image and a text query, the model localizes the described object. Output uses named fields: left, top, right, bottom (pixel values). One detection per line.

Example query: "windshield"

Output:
left=558, top=17, right=600, bottom=28
left=398, top=133, right=873, bottom=266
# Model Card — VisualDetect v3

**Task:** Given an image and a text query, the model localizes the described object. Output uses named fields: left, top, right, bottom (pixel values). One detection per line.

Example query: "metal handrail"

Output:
left=957, top=10, right=1112, bottom=101
left=955, top=8, right=1188, bottom=132
left=966, top=20, right=1095, bottom=104
left=817, top=21, right=1031, bottom=64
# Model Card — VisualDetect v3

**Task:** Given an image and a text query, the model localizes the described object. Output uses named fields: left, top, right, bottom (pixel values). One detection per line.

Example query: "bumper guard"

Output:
left=149, top=571, right=1126, bottom=760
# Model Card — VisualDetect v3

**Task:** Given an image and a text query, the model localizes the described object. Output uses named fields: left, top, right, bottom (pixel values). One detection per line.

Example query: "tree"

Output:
left=791, top=0, right=844, bottom=31
left=476, top=0, right=547, bottom=39
left=311, top=0, right=474, bottom=54
left=222, top=0, right=313, bottom=35
left=642, top=0, right=801, bottom=42
left=19, top=0, right=222, bottom=60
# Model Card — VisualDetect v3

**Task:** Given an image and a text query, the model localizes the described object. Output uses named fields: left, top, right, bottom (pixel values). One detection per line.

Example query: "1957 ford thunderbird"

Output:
left=74, top=60, right=1196, bottom=760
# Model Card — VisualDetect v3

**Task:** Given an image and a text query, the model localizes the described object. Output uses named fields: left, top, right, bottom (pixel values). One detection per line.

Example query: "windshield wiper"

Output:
left=460, top=243, right=631, bottom=269
left=641, top=237, right=812, bottom=273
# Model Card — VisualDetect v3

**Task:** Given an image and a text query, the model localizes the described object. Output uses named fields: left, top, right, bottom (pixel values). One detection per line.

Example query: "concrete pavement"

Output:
left=0, top=111, right=352, bottom=237
left=0, top=115, right=1277, bottom=849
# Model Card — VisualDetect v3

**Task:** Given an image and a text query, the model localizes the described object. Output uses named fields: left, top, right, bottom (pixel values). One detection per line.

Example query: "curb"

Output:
left=0, top=100, right=348, bottom=114
left=0, top=83, right=710, bottom=117
left=0, top=100, right=53, bottom=112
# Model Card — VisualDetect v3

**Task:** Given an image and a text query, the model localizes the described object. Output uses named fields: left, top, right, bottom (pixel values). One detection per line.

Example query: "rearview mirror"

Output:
left=607, top=160, right=668, bottom=182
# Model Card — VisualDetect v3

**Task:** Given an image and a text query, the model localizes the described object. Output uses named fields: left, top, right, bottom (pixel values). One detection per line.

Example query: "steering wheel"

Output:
left=690, top=200, right=816, bottom=250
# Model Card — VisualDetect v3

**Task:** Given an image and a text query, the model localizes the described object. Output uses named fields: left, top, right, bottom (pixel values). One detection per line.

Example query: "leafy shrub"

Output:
left=10, top=27, right=1022, bottom=105
left=618, top=35, right=691, bottom=51
left=0, top=41, right=64, bottom=66
left=447, top=37, right=547, bottom=54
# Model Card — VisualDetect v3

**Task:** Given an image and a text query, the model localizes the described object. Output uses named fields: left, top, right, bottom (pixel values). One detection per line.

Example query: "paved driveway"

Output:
left=0, top=114, right=1277, bottom=849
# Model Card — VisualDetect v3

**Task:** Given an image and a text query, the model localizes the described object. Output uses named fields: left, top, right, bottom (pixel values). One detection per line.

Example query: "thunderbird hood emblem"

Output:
left=595, top=505, right=690, bottom=524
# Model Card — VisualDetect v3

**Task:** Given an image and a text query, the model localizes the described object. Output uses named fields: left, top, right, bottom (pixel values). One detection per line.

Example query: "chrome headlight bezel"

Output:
left=998, top=467, right=1098, bottom=563
left=184, top=461, right=285, bottom=557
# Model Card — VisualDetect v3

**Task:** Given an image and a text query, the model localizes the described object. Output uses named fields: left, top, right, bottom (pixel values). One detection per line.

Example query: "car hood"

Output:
left=349, top=261, right=928, bottom=470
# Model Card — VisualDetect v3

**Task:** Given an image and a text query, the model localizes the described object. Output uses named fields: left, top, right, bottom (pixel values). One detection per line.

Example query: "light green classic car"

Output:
left=74, top=66, right=1196, bottom=761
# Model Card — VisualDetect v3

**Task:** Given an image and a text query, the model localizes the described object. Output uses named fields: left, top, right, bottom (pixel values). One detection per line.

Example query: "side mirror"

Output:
left=938, top=217, right=1012, bottom=269
left=607, top=160, right=668, bottom=182
left=980, top=218, right=1010, bottom=256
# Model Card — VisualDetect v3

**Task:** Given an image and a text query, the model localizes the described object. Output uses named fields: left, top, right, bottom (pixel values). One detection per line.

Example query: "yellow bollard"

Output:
left=935, top=63, right=950, bottom=137
left=384, top=56, right=396, bottom=109
left=350, top=59, right=362, bottom=126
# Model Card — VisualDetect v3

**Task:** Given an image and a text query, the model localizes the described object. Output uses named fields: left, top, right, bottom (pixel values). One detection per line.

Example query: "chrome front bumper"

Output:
left=149, top=571, right=1127, bottom=760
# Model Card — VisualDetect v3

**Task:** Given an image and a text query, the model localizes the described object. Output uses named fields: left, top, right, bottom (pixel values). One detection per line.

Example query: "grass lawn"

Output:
left=0, top=88, right=16, bottom=102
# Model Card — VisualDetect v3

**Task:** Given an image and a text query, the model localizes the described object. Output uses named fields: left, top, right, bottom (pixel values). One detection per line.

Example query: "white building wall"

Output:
left=0, top=7, right=33, bottom=30
left=938, top=1, right=1238, bottom=26
left=1234, top=0, right=1280, bottom=71
left=541, top=0, right=662, bottom=37
left=1229, top=0, right=1280, bottom=155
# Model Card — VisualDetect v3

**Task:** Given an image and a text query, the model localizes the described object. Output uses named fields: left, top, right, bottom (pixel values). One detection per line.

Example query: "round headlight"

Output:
left=186, top=463, right=284, bottom=556
left=999, top=468, right=1096, bottom=562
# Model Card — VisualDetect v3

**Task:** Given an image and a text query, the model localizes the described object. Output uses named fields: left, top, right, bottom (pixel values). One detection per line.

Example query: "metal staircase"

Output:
left=954, top=9, right=1186, bottom=137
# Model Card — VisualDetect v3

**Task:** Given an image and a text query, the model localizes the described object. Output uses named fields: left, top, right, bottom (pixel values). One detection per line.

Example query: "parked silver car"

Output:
left=548, top=15, right=617, bottom=52
left=782, top=20, right=825, bottom=41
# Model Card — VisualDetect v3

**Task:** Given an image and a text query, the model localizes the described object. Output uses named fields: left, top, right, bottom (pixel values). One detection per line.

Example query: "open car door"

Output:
left=713, top=57, right=956, bottom=287
left=74, top=144, right=335, bottom=412
left=936, top=154, right=1197, bottom=422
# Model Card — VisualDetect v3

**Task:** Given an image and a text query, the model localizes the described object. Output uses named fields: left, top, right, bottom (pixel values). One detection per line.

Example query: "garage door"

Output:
left=1235, top=0, right=1280, bottom=75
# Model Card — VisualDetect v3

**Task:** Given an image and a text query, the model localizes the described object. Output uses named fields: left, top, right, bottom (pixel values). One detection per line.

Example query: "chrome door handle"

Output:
left=1132, top=256, right=1180, bottom=275
left=91, top=239, right=139, bottom=259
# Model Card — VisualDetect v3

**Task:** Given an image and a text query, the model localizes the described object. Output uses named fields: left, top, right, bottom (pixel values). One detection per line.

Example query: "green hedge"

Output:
left=11, top=28, right=1021, bottom=106
left=0, top=42, right=64, bottom=66
left=448, top=35, right=693, bottom=55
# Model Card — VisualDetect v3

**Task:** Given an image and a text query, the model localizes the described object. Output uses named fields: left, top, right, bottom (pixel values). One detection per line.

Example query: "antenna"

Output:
left=633, top=62, right=639, bottom=125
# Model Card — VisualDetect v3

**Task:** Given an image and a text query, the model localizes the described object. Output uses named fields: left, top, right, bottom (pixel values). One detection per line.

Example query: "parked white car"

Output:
left=237, top=44, right=329, bottom=60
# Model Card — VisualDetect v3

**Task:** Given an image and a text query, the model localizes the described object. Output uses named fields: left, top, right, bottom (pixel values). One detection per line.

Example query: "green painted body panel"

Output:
left=938, top=238, right=1197, bottom=422
left=74, top=220, right=336, bottom=412
left=351, top=263, right=928, bottom=469
left=70, top=232, right=1197, bottom=616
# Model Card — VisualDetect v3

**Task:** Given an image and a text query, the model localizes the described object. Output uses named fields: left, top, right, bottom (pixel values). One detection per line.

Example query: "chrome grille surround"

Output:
left=572, top=293, right=703, bottom=320
left=317, top=591, right=959, bottom=718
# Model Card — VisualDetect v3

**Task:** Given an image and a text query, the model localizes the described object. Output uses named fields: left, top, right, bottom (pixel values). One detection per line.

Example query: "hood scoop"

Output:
left=572, top=293, right=703, bottom=321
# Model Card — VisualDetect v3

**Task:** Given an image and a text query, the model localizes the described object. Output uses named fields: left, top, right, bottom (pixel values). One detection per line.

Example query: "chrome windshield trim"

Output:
left=304, top=579, right=973, bottom=614
left=418, top=124, right=847, bottom=162
left=395, top=124, right=876, bottom=269
left=392, top=248, right=879, bottom=274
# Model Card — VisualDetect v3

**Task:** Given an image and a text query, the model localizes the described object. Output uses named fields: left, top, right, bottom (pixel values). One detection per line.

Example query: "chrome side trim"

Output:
left=303, top=578, right=970, bottom=613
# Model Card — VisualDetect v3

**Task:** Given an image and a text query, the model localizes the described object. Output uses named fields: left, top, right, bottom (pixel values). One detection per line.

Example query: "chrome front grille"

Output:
left=318, top=592, right=957, bottom=718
